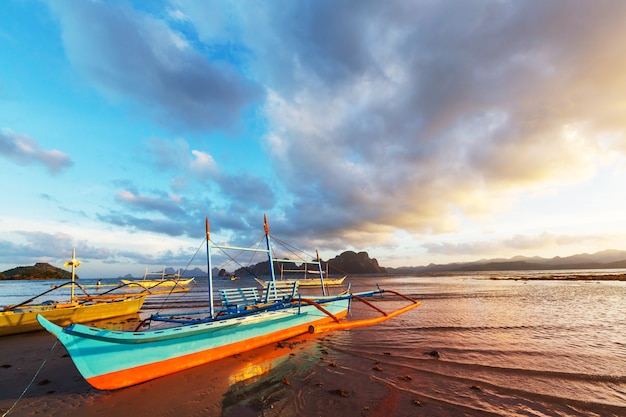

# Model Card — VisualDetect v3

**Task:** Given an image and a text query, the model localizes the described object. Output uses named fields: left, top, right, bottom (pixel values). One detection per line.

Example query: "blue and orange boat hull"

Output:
left=37, top=298, right=350, bottom=390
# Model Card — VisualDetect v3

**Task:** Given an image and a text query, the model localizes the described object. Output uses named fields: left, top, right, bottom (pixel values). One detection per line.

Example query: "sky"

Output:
left=1, top=0, right=626, bottom=278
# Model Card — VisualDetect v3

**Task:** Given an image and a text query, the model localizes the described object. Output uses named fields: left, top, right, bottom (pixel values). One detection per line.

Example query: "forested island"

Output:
left=0, top=263, right=75, bottom=280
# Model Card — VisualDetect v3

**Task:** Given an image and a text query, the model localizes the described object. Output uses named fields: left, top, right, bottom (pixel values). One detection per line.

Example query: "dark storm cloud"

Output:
left=44, top=0, right=264, bottom=132
left=232, top=0, right=626, bottom=246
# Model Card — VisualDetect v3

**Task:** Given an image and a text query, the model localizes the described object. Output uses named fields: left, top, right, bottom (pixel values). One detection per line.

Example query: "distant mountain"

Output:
left=120, top=267, right=211, bottom=279
left=113, top=249, right=626, bottom=280
left=172, top=267, right=209, bottom=278
left=327, top=251, right=386, bottom=274
left=387, top=250, right=626, bottom=274
left=230, top=250, right=385, bottom=277
left=1, top=263, right=75, bottom=280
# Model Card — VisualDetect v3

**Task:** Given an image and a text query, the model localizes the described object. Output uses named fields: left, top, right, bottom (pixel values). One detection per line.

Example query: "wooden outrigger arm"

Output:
left=299, top=298, right=342, bottom=323
left=307, top=290, right=420, bottom=334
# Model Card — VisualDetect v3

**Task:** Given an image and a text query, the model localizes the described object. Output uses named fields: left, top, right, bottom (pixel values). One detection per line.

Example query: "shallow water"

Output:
left=1, top=272, right=625, bottom=416
left=324, top=276, right=626, bottom=416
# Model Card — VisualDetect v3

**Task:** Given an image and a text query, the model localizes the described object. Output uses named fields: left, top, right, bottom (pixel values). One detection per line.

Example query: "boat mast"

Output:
left=316, top=250, right=327, bottom=296
left=264, top=215, right=279, bottom=302
left=206, top=217, right=215, bottom=318
left=264, top=215, right=277, bottom=282
left=63, top=248, right=81, bottom=301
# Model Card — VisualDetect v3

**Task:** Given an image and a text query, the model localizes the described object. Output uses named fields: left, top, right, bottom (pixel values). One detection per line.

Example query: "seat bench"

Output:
left=217, top=287, right=261, bottom=312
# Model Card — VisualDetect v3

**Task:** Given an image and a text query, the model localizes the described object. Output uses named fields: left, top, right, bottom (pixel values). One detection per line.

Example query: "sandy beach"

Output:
left=1, top=329, right=289, bottom=417
left=0, top=327, right=440, bottom=417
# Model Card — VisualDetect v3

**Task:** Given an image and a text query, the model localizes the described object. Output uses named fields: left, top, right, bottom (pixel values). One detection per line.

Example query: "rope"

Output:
left=152, top=239, right=205, bottom=314
left=212, top=236, right=266, bottom=280
left=2, top=340, right=58, bottom=417
left=269, top=235, right=368, bottom=284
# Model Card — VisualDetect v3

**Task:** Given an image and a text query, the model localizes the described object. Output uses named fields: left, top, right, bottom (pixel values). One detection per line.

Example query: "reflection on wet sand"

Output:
left=222, top=334, right=320, bottom=416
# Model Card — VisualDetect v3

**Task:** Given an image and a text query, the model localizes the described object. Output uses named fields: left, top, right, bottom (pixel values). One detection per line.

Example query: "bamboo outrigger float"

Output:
left=38, top=216, right=419, bottom=390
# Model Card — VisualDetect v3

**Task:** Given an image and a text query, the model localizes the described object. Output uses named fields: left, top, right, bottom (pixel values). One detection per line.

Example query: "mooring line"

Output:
left=2, top=340, right=58, bottom=417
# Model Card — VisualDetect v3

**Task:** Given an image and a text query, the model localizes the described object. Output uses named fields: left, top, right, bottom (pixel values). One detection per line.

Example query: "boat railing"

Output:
left=276, top=258, right=324, bottom=281
left=217, top=287, right=261, bottom=312
left=264, top=280, right=298, bottom=302
left=143, top=285, right=418, bottom=331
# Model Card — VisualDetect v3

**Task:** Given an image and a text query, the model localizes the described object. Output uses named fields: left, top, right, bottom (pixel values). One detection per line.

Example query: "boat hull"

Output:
left=255, top=276, right=347, bottom=288
left=297, top=276, right=346, bottom=287
left=38, top=298, right=350, bottom=390
left=0, top=296, right=146, bottom=337
left=121, top=278, right=195, bottom=287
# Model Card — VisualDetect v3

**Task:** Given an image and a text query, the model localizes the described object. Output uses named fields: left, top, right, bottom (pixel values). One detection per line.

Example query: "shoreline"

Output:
left=488, top=273, right=626, bottom=281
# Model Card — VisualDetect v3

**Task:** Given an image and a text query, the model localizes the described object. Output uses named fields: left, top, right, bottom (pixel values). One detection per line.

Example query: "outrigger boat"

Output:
left=37, top=216, right=420, bottom=390
left=257, top=275, right=346, bottom=288
left=1, top=249, right=145, bottom=337
left=298, top=275, right=345, bottom=287
left=255, top=257, right=346, bottom=288
left=121, top=267, right=195, bottom=288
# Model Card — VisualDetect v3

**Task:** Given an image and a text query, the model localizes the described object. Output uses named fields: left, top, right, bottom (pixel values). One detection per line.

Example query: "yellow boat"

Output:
left=121, top=267, right=195, bottom=288
left=297, top=276, right=346, bottom=287
left=0, top=296, right=145, bottom=336
left=254, top=276, right=346, bottom=288
left=0, top=249, right=146, bottom=336
left=255, top=256, right=346, bottom=289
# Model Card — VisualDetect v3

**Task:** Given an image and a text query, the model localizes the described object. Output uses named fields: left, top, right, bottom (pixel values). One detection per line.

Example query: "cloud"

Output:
left=0, top=231, right=81, bottom=266
left=101, top=136, right=277, bottom=239
left=28, top=1, right=626, bottom=265
left=190, top=150, right=219, bottom=178
left=143, top=137, right=274, bottom=208
left=0, top=231, right=194, bottom=270
left=220, top=0, right=626, bottom=242
left=0, top=128, right=73, bottom=173
left=144, top=137, right=192, bottom=172
left=98, top=211, right=196, bottom=238
left=115, top=189, right=186, bottom=217
left=44, top=0, right=264, bottom=132
left=424, top=232, right=608, bottom=258
left=98, top=192, right=266, bottom=246
left=218, top=173, right=275, bottom=211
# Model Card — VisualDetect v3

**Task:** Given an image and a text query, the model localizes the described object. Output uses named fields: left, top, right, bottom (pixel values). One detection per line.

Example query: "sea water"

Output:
left=2, top=272, right=625, bottom=416
left=220, top=273, right=626, bottom=416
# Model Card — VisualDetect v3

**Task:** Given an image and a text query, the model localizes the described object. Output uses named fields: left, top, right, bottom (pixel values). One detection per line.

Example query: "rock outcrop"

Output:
left=327, top=251, right=386, bottom=274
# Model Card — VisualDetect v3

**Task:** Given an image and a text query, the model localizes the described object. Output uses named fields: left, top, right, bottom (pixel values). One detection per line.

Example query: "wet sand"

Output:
left=1, top=329, right=299, bottom=417
left=0, top=328, right=438, bottom=417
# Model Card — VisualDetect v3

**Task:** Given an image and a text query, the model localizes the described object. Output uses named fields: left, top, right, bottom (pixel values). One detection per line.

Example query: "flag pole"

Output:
left=63, top=248, right=81, bottom=302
